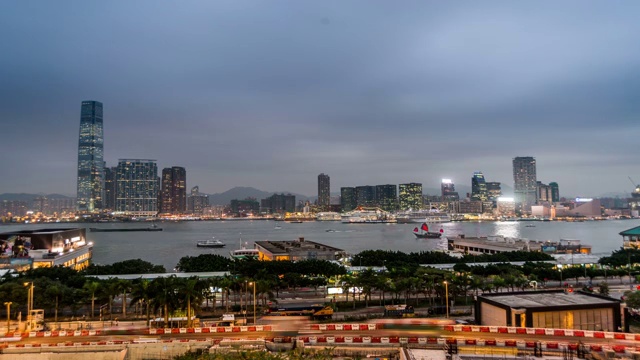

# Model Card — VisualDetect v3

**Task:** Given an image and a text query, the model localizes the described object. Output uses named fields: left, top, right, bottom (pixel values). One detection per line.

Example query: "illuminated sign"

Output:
left=327, top=287, right=343, bottom=295
left=575, top=198, right=593, bottom=203
left=442, top=179, right=452, bottom=184
left=497, top=197, right=514, bottom=202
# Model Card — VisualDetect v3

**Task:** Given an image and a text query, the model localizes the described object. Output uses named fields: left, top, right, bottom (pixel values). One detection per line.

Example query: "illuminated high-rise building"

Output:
left=160, top=166, right=187, bottom=214
left=513, top=156, right=538, bottom=212
left=187, top=186, right=209, bottom=214
left=103, top=166, right=117, bottom=211
left=549, top=182, right=560, bottom=202
left=441, top=179, right=459, bottom=202
left=537, top=181, right=552, bottom=203
left=115, top=159, right=159, bottom=216
left=471, top=172, right=488, bottom=202
left=340, top=187, right=357, bottom=212
left=76, top=101, right=104, bottom=212
left=355, top=186, right=377, bottom=207
left=317, top=173, right=330, bottom=210
left=375, top=184, right=397, bottom=211
left=486, top=182, right=502, bottom=202
left=399, top=183, right=422, bottom=210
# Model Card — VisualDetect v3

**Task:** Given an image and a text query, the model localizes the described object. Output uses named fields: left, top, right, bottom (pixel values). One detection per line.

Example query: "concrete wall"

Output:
left=480, top=302, right=507, bottom=326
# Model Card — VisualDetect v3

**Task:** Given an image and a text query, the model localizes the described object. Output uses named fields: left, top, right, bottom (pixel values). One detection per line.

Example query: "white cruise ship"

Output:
left=341, top=209, right=395, bottom=223
left=395, top=210, right=451, bottom=223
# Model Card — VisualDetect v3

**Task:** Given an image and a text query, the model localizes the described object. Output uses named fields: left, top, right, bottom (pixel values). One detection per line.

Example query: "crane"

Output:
left=629, top=177, right=637, bottom=187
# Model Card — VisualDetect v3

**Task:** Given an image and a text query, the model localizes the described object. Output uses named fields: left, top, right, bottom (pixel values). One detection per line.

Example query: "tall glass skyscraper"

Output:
left=399, top=183, right=422, bottom=210
left=160, top=166, right=187, bottom=214
left=471, top=172, right=488, bottom=201
left=76, top=101, right=104, bottom=212
left=115, top=159, right=159, bottom=216
left=317, top=173, right=330, bottom=210
left=513, top=156, right=537, bottom=212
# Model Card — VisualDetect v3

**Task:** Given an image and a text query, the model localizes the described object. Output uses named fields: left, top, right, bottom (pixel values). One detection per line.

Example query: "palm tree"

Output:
left=83, top=281, right=101, bottom=320
left=129, top=279, right=154, bottom=326
left=103, top=278, right=122, bottom=320
left=119, top=280, right=131, bottom=319
left=150, top=276, right=178, bottom=327
left=176, top=277, right=205, bottom=328
left=45, top=283, right=63, bottom=326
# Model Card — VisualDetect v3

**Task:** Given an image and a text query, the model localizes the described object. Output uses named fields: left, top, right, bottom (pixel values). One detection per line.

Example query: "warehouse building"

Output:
left=475, top=290, right=621, bottom=331
left=255, top=237, right=345, bottom=261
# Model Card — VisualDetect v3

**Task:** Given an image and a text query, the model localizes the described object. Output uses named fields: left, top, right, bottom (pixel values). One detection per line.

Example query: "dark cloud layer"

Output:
left=1, top=1, right=639, bottom=197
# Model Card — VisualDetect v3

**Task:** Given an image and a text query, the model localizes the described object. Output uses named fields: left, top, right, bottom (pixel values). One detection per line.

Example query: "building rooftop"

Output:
left=0, top=228, right=79, bottom=235
left=620, top=225, right=640, bottom=236
left=480, top=290, right=619, bottom=308
left=255, top=237, right=344, bottom=255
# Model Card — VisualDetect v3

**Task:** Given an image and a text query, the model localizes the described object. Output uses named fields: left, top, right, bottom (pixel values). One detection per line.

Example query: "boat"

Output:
left=412, top=223, right=443, bottom=239
left=89, top=223, right=163, bottom=232
left=274, top=225, right=282, bottom=230
left=525, top=224, right=536, bottom=228
left=396, top=210, right=451, bottom=223
left=341, top=208, right=395, bottom=223
left=230, top=236, right=259, bottom=260
left=196, top=238, right=225, bottom=248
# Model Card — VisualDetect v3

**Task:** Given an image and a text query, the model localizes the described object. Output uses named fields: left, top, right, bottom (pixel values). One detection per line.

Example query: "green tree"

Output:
left=176, top=277, right=206, bottom=328
left=130, top=279, right=154, bottom=326
left=83, top=281, right=101, bottom=320
left=625, top=290, right=640, bottom=309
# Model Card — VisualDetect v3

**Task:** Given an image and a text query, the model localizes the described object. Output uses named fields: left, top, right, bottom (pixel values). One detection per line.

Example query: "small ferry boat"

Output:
left=230, top=241, right=259, bottom=260
left=196, top=238, right=225, bottom=248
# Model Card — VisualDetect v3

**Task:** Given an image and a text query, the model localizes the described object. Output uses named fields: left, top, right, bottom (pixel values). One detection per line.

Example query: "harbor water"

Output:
left=1, top=219, right=638, bottom=271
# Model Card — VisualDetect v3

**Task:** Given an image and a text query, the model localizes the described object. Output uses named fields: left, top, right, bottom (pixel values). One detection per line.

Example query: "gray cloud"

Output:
left=1, top=1, right=640, bottom=197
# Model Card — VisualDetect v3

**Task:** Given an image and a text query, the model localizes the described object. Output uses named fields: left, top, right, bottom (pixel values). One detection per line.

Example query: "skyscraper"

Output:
left=486, top=182, right=502, bottom=202
left=340, top=187, right=357, bottom=212
left=399, top=183, right=422, bottom=210
left=441, top=179, right=459, bottom=202
left=471, top=172, right=488, bottom=202
left=317, top=173, right=330, bottom=210
left=76, top=101, right=104, bottom=212
left=375, top=184, right=397, bottom=211
left=160, top=166, right=187, bottom=214
left=513, top=156, right=537, bottom=212
left=103, top=166, right=117, bottom=211
left=115, top=159, right=159, bottom=216
left=549, top=182, right=560, bottom=202
left=187, top=186, right=209, bottom=214
left=355, top=186, right=377, bottom=207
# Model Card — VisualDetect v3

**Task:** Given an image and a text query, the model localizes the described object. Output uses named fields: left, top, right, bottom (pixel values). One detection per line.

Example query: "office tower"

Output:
left=537, top=181, right=552, bottom=203
left=340, top=187, right=357, bottom=212
left=104, top=166, right=117, bottom=211
left=76, top=101, right=104, bottom=212
left=115, top=159, right=159, bottom=216
left=513, top=156, right=538, bottom=212
left=399, top=183, right=422, bottom=210
left=441, top=179, right=459, bottom=202
left=471, top=172, right=489, bottom=202
left=549, top=182, right=560, bottom=202
left=376, top=184, right=397, bottom=211
left=160, top=166, right=187, bottom=214
left=355, top=185, right=377, bottom=207
left=261, top=193, right=296, bottom=214
left=187, top=186, right=209, bottom=214
left=486, top=182, right=502, bottom=202
left=317, top=173, right=330, bottom=210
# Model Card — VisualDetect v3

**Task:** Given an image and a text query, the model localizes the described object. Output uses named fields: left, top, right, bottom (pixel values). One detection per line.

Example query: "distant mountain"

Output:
left=205, top=187, right=312, bottom=205
left=0, top=193, right=74, bottom=201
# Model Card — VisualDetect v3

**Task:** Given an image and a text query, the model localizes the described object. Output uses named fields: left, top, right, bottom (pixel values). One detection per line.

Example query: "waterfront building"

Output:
left=76, top=101, right=105, bottom=212
left=376, top=184, right=397, bottom=211
left=537, top=181, right=552, bottom=203
left=475, top=290, right=621, bottom=331
left=513, top=156, right=538, bottom=213
left=229, top=198, right=259, bottom=216
left=187, top=186, right=209, bottom=215
left=621, top=225, right=640, bottom=249
left=340, top=187, right=357, bottom=212
left=399, top=183, right=422, bottom=210
left=555, top=198, right=601, bottom=218
left=471, top=172, right=488, bottom=202
left=104, top=166, right=117, bottom=211
left=115, top=159, right=159, bottom=216
left=0, top=228, right=92, bottom=271
left=261, top=193, right=295, bottom=214
left=160, top=166, right=187, bottom=214
left=458, top=200, right=483, bottom=214
left=496, top=197, right=516, bottom=217
left=254, top=237, right=345, bottom=261
left=486, top=182, right=502, bottom=202
left=355, top=185, right=376, bottom=207
left=317, top=173, right=330, bottom=211
left=550, top=182, right=560, bottom=202
left=441, top=179, right=459, bottom=202
left=31, top=196, right=76, bottom=216
left=0, top=200, right=28, bottom=217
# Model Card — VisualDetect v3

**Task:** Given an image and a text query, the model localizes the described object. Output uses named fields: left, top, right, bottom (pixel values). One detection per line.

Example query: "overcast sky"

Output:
left=1, top=1, right=639, bottom=198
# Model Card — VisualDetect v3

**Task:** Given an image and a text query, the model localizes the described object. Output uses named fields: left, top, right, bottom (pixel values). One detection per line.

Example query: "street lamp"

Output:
left=443, top=281, right=449, bottom=318
left=23, top=282, right=34, bottom=331
left=249, top=281, right=256, bottom=325
left=4, top=302, right=11, bottom=333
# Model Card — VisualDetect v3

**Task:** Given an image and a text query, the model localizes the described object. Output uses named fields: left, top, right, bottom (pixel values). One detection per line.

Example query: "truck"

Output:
left=264, top=305, right=333, bottom=320
left=384, top=304, right=415, bottom=318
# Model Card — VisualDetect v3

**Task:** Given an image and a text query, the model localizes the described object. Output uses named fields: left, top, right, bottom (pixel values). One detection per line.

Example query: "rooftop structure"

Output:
left=620, top=225, right=640, bottom=249
left=447, top=235, right=591, bottom=255
left=0, top=228, right=93, bottom=271
left=254, top=237, right=345, bottom=261
left=476, top=290, right=621, bottom=331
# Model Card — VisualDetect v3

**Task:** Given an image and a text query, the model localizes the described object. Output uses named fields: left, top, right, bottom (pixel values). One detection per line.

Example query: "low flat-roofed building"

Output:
left=475, top=290, right=621, bottom=331
left=255, top=237, right=345, bottom=261
left=620, top=225, right=640, bottom=249
left=0, top=228, right=93, bottom=270
left=448, top=235, right=529, bottom=255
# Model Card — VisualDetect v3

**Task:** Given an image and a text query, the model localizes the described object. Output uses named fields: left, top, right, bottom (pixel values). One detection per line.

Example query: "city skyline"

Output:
left=2, top=2, right=640, bottom=197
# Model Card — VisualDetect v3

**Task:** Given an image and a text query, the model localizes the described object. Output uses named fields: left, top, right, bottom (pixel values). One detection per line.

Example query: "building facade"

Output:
left=441, top=179, right=459, bottom=202
left=471, top=172, right=489, bottom=202
left=513, top=156, right=538, bottom=213
left=537, top=181, right=552, bottom=203
left=317, top=173, right=330, bottom=211
left=550, top=182, right=560, bottom=203
left=375, top=184, right=397, bottom=211
left=187, top=186, right=209, bottom=214
left=76, top=101, right=105, bottom=212
left=355, top=186, right=376, bottom=207
left=399, top=183, right=422, bottom=210
left=115, top=159, right=159, bottom=216
left=160, top=166, right=187, bottom=214
left=103, top=166, right=117, bottom=211
left=261, top=193, right=296, bottom=214
left=340, top=187, right=357, bottom=212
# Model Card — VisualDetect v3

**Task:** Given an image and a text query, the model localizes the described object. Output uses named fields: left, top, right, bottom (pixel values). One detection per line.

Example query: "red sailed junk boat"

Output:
left=412, top=223, right=443, bottom=239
